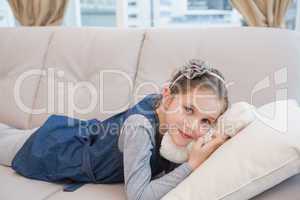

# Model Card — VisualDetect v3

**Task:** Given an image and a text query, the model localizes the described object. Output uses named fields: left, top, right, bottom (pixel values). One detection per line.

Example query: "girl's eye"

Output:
left=184, top=106, right=194, bottom=114
left=201, top=118, right=211, bottom=125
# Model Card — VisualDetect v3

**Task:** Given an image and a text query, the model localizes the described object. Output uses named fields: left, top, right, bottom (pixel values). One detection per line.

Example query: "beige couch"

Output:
left=0, top=27, right=300, bottom=200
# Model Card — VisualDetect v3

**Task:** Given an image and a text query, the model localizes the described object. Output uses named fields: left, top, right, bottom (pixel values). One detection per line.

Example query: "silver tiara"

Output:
left=169, top=59, right=226, bottom=89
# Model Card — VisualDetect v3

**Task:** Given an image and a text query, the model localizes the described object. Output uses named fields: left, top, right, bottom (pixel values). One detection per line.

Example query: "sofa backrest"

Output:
left=0, top=27, right=145, bottom=128
left=134, top=27, right=300, bottom=109
left=0, top=28, right=54, bottom=128
left=29, top=28, right=145, bottom=128
left=0, top=27, right=299, bottom=129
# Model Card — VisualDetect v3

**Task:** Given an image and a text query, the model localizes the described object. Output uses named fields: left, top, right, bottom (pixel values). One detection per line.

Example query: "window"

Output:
left=163, top=0, right=242, bottom=27
left=127, top=0, right=243, bottom=27
left=0, top=0, right=15, bottom=27
left=80, top=0, right=116, bottom=26
left=286, top=0, right=298, bottom=30
left=2, top=0, right=297, bottom=30
left=125, top=0, right=299, bottom=29
left=64, top=0, right=243, bottom=28
left=63, top=0, right=117, bottom=26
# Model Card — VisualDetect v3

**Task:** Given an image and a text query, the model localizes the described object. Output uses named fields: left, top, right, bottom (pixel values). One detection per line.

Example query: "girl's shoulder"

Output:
left=124, top=93, right=161, bottom=130
left=117, top=93, right=161, bottom=151
left=123, top=114, right=154, bottom=130
left=118, top=113, right=156, bottom=152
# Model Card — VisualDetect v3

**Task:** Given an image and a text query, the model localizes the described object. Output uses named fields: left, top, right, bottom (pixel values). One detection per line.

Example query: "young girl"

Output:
left=0, top=59, right=229, bottom=200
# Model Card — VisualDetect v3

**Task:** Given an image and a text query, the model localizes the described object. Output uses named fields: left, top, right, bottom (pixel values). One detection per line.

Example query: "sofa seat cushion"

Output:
left=0, top=165, right=63, bottom=200
left=47, top=183, right=125, bottom=200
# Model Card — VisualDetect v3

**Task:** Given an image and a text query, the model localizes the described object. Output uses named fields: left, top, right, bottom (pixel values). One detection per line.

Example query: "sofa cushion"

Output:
left=28, top=28, right=145, bottom=128
left=252, top=174, right=300, bottom=200
left=47, top=183, right=125, bottom=200
left=0, top=28, right=54, bottom=129
left=134, top=27, right=300, bottom=107
left=0, top=166, right=63, bottom=200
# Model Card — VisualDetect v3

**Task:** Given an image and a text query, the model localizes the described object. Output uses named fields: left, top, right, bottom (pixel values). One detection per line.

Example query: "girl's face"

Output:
left=158, top=87, right=224, bottom=147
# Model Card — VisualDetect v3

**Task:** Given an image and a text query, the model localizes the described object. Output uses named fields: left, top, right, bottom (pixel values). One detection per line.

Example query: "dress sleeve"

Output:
left=121, top=114, right=193, bottom=200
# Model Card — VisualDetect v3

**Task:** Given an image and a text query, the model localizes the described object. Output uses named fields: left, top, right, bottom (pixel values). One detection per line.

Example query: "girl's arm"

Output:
left=121, top=115, right=193, bottom=200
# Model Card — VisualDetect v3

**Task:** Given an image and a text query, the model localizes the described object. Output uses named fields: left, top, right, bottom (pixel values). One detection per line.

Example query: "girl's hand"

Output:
left=187, top=131, right=229, bottom=171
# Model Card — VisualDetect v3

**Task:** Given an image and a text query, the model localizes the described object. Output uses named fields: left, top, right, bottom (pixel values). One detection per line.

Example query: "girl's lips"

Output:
left=178, top=129, right=193, bottom=139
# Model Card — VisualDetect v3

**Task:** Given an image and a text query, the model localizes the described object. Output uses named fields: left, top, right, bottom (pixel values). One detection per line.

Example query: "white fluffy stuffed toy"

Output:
left=159, top=101, right=257, bottom=164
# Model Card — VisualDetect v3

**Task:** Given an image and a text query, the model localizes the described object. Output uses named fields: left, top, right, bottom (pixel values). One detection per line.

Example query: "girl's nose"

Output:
left=186, top=119, right=199, bottom=135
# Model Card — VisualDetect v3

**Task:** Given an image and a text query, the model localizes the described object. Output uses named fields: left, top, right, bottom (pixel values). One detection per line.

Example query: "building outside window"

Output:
left=77, top=0, right=298, bottom=29
left=152, top=0, right=242, bottom=27
left=80, top=0, right=116, bottom=27
left=286, top=0, right=298, bottom=29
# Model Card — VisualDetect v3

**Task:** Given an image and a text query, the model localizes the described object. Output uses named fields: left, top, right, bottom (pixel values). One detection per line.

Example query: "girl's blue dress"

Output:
left=11, top=93, right=169, bottom=191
